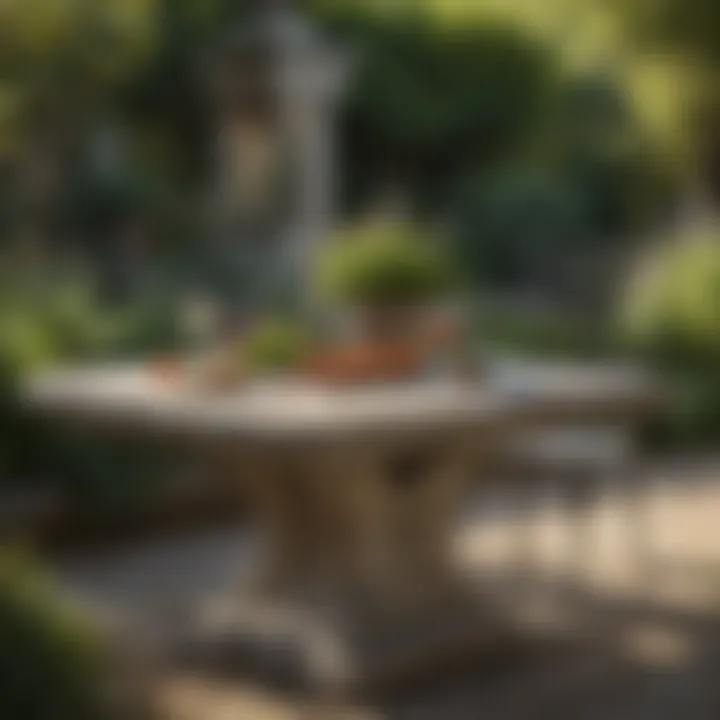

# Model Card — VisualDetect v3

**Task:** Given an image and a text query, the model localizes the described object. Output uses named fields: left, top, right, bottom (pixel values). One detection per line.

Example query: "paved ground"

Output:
left=53, top=457, right=720, bottom=719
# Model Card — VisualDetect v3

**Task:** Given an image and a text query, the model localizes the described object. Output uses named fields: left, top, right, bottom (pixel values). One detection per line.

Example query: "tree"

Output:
left=452, top=166, right=593, bottom=288
left=607, top=0, right=720, bottom=201
left=317, top=9, right=558, bottom=215
left=0, top=0, right=159, bottom=250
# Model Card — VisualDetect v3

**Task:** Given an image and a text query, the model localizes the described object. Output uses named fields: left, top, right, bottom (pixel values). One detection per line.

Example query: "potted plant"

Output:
left=310, top=219, right=460, bottom=382
left=317, top=218, right=454, bottom=342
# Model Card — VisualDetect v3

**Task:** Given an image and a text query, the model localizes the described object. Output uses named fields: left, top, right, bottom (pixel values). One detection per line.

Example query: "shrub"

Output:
left=619, top=229, right=720, bottom=369
left=0, top=549, right=146, bottom=720
left=318, top=219, right=454, bottom=306
left=620, top=228, right=720, bottom=446
left=0, top=264, right=183, bottom=506
left=0, top=263, right=190, bottom=375
left=478, top=308, right=618, bottom=359
left=450, top=168, right=592, bottom=288
left=0, top=270, right=112, bottom=372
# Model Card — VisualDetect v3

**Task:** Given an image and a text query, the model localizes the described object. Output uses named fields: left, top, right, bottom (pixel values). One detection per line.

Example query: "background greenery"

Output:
left=0, top=263, right=187, bottom=512
left=0, top=0, right=718, bottom=506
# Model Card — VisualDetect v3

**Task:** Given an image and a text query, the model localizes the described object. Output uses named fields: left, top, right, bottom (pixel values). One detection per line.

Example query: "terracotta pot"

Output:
left=304, top=340, right=426, bottom=384
left=357, top=304, right=427, bottom=343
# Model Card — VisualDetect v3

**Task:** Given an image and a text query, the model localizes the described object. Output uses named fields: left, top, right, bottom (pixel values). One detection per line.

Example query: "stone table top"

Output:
left=24, top=360, right=659, bottom=446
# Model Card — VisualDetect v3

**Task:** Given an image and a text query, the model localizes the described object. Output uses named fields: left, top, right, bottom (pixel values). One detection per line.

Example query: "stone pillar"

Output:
left=203, top=4, right=349, bottom=313
left=278, top=61, right=344, bottom=310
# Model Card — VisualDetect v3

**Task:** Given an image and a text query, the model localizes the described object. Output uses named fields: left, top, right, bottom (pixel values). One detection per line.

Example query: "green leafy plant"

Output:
left=0, top=263, right=184, bottom=506
left=318, top=219, right=454, bottom=306
left=619, top=228, right=720, bottom=368
left=620, top=227, right=720, bottom=446
left=243, top=319, right=311, bottom=373
left=0, top=549, right=147, bottom=720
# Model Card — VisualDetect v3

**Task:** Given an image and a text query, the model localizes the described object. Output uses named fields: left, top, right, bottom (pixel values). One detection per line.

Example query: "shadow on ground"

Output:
left=53, top=462, right=720, bottom=719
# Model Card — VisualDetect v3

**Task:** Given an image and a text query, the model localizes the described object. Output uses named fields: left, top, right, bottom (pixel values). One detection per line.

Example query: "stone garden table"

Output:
left=26, top=362, right=658, bottom=690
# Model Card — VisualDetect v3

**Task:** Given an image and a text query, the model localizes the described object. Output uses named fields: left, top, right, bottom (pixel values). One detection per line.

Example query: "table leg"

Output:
left=334, top=442, right=477, bottom=608
left=409, top=445, right=474, bottom=597
left=193, top=442, right=509, bottom=692
left=246, top=453, right=384, bottom=601
left=245, top=459, right=325, bottom=597
left=317, top=441, right=513, bottom=688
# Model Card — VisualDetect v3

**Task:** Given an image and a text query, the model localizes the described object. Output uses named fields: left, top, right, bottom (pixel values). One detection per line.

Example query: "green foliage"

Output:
left=478, top=307, right=619, bottom=359
left=327, top=12, right=557, bottom=214
left=0, top=275, right=107, bottom=375
left=318, top=219, right=454, bottom=306
left=0, top=0, right=158, bottom=161
left=244, top=319, right=311, bottom=373
left=0, top=549, right=124, bottom=720
left=0, top=263, right=189, bottom=375
left=449, top=73, right=665, bottom=290
left=0, top=263, right=184, bottom=506
left=347, top=20, right=551, bottom=152
left=551, top=75, right=675, bottom=236
left=452, top=167, right=592, bottom=286
left=642, top=372, right=720, bottom=447
left=619, top=228, right=720, bottom=368
left=620, top=227, right=720, bottom=446
left=612, top=0, right=720, bottom=66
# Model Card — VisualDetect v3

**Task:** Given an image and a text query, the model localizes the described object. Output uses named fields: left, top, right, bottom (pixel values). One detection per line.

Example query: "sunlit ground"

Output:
left=55, top=456, right=720, bottom=719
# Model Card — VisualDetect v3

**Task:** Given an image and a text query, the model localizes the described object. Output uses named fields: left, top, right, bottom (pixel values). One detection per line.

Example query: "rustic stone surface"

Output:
left=32, top=359, right=668, bottom=711
left=25, top=361, right=657, bottom=443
